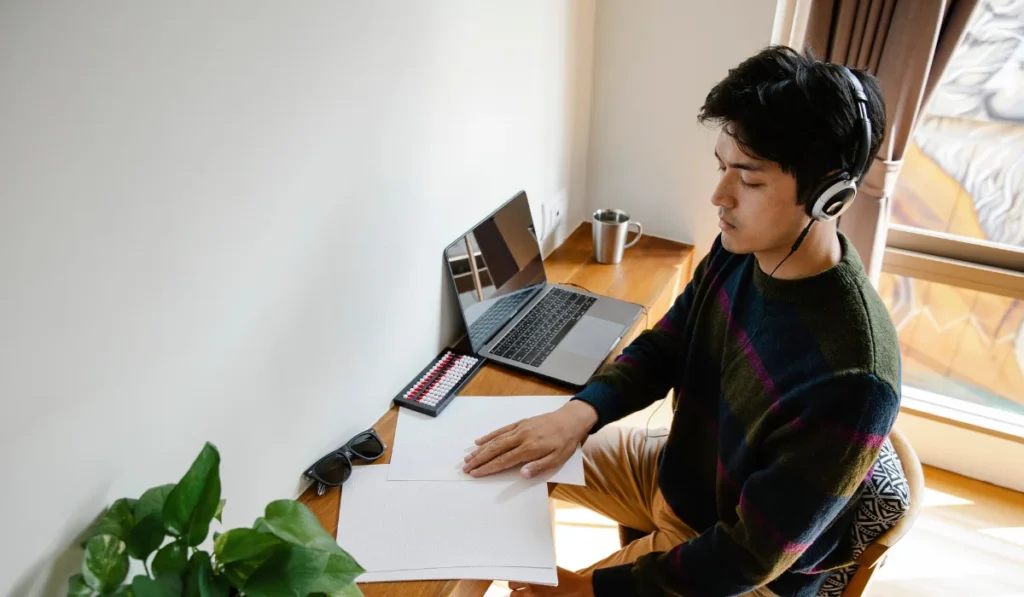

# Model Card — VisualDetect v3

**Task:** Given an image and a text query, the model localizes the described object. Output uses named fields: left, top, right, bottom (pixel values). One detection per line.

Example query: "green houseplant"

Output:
left=68, top=443, right=364, bottom=597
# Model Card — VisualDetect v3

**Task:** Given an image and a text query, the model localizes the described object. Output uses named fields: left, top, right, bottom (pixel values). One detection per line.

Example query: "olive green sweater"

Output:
left=573, top=232, right=901, bottom=596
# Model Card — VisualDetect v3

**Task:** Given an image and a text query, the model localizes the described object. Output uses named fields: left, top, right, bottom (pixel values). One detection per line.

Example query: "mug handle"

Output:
left=624, top=221, right=643, bottom=249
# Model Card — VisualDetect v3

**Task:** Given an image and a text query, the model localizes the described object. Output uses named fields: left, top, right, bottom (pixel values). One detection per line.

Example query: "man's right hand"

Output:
left=462, top=400, right=599, bottom=479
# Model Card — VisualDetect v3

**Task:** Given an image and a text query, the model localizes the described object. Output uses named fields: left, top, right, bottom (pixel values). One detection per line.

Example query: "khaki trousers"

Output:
left=551, top=426, right=778, bottom=597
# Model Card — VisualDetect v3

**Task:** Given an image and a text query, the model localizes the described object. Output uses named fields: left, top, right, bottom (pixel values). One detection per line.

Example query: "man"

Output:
left=462, top=46, right=901, bottom=597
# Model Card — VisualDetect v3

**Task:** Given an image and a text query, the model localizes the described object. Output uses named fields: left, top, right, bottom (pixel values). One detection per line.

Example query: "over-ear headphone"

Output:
left=649, top=64, right=876, bottom=431
left=806, top=65, right=873, bottom=222
left=705, top=65, right=874, bottom=395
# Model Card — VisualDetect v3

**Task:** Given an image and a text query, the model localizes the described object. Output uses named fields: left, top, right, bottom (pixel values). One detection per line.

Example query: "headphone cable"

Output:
left=572, top=222, right=813, bottom=442
left=646, top=220, right=816, bottom=442
left=726, top=219, right=815, bottom=368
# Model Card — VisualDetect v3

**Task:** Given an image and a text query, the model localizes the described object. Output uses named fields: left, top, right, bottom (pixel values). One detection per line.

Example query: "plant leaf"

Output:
left=308, top=588, right=364, bottom=597
left=183, top=551, right=208, bottom=597
left=198, top=569, right=230, bottom=597
left=131, top=574, right=182, bottom=597
left=111, top=586, right=135, bottom=597
left=152, top=541, right=188, bottom=576
left=218, top=564, right=249, bottom=592
left=218, top=552, right=266, bottom=590
left=213, top=528, right=282, bottom=564
left=126, top=514, right=166, bottom=561
left=82, top=499, right=137, bottom=545
left=214, top=499, right=226, bottom=523
left=241, top=544, right=329, bottom=597
left=163, top=443, right=221, bottom=546
left=134, top=484, right=175, bottom=522
left=108, top=499, right=137, bottom=535
left=183, top=551, right=205, bottom=597
left=310, top=551, right=365, bottom=594
left=327, top=584, right=365, bottom=597
left=82, top=535, right=129, bottom=593
left=181, top=550, right=230, bottom=597
left=250, top=500, right=363, bottom=593
left=66, top=573, right=92, bottom=597
left=253, top=500, right=340, bottom=552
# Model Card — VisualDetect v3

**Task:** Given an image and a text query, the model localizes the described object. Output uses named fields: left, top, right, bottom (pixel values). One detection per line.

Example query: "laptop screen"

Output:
left=444, top=191, right=547, bottom=353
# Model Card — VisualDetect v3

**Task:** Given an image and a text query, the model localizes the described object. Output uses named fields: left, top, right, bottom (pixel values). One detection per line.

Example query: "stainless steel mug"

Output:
left=592, top=209, right=643, bottom=264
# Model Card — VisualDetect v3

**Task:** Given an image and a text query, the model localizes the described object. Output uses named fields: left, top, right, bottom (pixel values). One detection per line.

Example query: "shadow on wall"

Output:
left=438, top=256, right=466, bottom=351
left=8, top=486, right=109, bottom=597
left=1, top=257, right=469, bottom=597
left=9, top=546, right=83, bottom=597
left=282, top=257, right=466, bottom=499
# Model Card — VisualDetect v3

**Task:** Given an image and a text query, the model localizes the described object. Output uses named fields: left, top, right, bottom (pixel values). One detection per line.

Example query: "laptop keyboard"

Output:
left=467, top=290, right=536, bottom=350
left=491, top=288, right=596, bottom=368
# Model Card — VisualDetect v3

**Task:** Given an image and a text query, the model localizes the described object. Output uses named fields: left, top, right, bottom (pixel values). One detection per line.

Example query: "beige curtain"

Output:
left=781, top=0, right=979, bottom=283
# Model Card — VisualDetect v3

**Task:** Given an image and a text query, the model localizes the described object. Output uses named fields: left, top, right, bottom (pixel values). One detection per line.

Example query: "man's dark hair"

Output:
left=699, top=46, right=886, bottom=207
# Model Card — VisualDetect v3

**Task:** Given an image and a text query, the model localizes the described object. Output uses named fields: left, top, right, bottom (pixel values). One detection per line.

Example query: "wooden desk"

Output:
left=299, top=222, right=693, bottom=597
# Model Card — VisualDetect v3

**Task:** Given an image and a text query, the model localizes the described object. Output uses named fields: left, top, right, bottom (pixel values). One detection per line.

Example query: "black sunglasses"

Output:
left=305, top=429, right=387, bottom=495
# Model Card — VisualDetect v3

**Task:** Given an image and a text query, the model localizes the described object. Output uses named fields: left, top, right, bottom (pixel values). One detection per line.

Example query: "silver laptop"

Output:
left=443, top=191, right=643, bottom=387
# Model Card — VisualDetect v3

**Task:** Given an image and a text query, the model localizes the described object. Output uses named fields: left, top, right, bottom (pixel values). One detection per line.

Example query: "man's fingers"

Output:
left=462, top=434, right=518, bottom=473
left=469, top=444, right=530, bottom=477
left=520, top=451, right=561, bottom=479
left=475, top=422, right=517, bottom=446
left=464, top=428, right=515, bottom=463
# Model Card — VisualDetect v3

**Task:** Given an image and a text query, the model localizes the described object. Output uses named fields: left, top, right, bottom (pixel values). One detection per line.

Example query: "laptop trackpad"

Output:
left=559, top=316, right=625, bottom=360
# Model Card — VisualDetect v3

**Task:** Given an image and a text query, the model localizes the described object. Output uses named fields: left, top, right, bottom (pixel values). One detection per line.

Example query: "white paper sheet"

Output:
left=389, top=395, right=586, bottom=485
left=337, top=464, right=556, bottom=572
left=358, top=566, right=556, bottom=586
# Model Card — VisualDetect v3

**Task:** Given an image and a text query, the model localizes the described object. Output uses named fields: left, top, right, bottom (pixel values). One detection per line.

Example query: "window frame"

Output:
left=883, top=224, right=1024, bottom=301
left=882, top=222, right=1024, bottom=454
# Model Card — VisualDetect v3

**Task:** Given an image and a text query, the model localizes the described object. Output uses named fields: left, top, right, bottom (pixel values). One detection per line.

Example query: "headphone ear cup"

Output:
left=809, top=176, right=858, bottom=221
left=805, top=175, right=843, bottom=218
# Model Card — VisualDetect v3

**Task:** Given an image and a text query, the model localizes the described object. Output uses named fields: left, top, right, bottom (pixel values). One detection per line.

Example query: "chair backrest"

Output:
left=833, top=427, right=924, bottom=597
left=817, top=427, right=923, bottom=597
left=859, top=427, right=925, bottom=562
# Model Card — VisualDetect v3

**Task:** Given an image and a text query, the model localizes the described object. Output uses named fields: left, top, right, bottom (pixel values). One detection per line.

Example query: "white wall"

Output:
left=585, top=0, right=777, bottom=258
left=0, top=2, right=595, bottom=594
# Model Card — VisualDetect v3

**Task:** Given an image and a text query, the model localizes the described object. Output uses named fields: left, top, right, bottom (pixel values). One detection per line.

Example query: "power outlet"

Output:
left=546, top=189, right=569, bottom=238
left=538, top=189, right=570, bottom=257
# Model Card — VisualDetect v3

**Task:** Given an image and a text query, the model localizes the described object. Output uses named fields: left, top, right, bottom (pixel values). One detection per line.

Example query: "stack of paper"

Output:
left=338, top=465, right=558, bottom=585
left=335, top=395, right=586, bottom=586
left=388, top=395, right=586, bottom=485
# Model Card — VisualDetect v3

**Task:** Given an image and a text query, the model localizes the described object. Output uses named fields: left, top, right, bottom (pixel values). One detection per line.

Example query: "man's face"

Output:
left=712, top=129, right=806, bottom=255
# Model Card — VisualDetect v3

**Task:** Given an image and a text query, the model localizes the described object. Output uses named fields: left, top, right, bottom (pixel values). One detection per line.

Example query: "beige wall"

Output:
left=584, top=0, right=777, bottom=258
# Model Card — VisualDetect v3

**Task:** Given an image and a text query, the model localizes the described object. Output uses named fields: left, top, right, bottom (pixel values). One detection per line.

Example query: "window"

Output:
left=885, top=0, right=1024, bottom=436
left=891, top=0, right=1024, bottom=252
left=878, top=273, right=1023, bottom=416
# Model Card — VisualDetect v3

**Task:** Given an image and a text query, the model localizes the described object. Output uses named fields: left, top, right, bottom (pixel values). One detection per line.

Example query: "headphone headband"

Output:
left=837, top=65, right=872, bottom=183
left=807, top=65, right=873, bottom=222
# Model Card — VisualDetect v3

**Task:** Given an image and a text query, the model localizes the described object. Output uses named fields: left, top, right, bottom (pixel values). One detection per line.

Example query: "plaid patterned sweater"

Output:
left=573, top=232, right=901, bottom=597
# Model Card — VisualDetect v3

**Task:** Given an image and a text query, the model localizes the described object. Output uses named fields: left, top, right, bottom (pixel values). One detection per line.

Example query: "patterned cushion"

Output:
left=817, top=438, right=910, bottom=597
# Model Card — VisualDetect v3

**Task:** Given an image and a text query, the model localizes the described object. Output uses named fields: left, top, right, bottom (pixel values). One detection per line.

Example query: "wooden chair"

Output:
left=839, top=427, right=924, bottom=596
left=616, top=427, right=925, bottom=597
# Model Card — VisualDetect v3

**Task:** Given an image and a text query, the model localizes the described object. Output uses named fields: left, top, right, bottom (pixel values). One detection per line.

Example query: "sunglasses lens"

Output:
left=312, top=455, right=352, bottom=485
left=348, top=432, right=385, bottom=460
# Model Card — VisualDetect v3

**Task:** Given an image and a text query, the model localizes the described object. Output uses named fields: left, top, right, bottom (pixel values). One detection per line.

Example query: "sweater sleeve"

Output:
left=571, top=249, right=711, bottom=432
left=591, top=373, right=900, bottom=597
